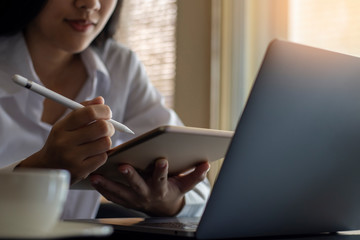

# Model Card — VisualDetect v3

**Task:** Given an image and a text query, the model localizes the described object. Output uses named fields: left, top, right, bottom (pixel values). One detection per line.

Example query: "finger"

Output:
left=43, top=120, right=113, bottom=167
left=118, top=164, right=150, bottom=197
left=60, top=104, right=113, bottom=131
left=90, top=175, right=136, bottom=208
left=83, top=153, right=108, bottom=170
left=76, top=136, right=112, bottom=158
left=151, top=158, right=168, bottom=194
left=71, top=119, right=115, bottom=145
left=174, top=161, right=210, bottom=194
left=70, top=153, right=108, bottom=184
left=51, top=119, right=114, bottom=151
left=81, top=96, right=105, bottom=106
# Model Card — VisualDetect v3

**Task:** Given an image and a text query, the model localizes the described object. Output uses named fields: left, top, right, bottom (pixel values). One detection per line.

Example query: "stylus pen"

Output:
left=12, top=74, right=134, bottom=134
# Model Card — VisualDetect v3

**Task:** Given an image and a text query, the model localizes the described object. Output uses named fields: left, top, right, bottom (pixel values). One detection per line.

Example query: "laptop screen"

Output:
left=197, top=39, right=360, bottom=239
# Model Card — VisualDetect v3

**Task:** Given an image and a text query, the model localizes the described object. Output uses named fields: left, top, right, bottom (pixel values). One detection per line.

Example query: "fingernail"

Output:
left=157, top=159, right=167, bottom=168
left=120, top=168, right=129, bottom=175
left=91, top=177, right=100, bottom=185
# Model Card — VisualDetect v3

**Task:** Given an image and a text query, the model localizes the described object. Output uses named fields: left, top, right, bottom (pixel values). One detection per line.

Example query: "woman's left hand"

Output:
left=90, top=159, right=210, bottom=216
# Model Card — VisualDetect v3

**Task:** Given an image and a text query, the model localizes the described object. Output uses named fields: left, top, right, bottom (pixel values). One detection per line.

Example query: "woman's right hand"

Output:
left=17, top=97, right=115, bottom=184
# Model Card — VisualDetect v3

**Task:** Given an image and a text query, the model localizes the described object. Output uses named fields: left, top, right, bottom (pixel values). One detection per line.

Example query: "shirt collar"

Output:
left=80, top=46, right=111, bottom=99
left=0, top=33, right=112, bottom=114
left=0, top=33, right=40, bottom=114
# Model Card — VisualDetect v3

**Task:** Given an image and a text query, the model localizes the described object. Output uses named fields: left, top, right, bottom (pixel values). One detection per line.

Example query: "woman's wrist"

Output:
left=15, top=151, right=48, bottom=170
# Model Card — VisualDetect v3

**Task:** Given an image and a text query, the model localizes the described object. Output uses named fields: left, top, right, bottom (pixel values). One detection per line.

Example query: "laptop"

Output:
left=88, top=40, right=360, bottom=239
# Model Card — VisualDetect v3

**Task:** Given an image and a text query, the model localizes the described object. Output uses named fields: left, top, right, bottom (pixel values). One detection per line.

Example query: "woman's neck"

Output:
left=24, top=30, right=87, bottom=91
left=25, top=35, right=79, bottom=83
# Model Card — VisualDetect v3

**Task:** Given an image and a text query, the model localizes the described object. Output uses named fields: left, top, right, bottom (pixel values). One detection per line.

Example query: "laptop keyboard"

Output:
left=136, top=221, right=198, bottom=230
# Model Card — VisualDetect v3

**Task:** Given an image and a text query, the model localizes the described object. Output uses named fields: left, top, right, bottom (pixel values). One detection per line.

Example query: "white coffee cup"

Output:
left=0, top=169, right=70, bottom=237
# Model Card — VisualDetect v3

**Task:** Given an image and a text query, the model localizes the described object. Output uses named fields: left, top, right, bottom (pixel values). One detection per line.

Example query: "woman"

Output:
left=0, top=0, right=210, bottom=219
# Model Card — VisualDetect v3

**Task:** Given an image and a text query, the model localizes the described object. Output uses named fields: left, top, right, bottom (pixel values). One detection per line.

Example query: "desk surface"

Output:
left=2, top=220, right=360, bottom=240
left=44, top=231, right=360, bottom=240
left=3, top=230, right=360, bottom=240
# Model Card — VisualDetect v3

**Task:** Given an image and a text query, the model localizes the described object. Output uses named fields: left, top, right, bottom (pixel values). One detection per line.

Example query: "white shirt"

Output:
left=0, top=33, right=210, bottom=219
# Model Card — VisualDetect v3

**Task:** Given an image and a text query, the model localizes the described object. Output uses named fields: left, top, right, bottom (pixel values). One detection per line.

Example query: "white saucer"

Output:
left=0, top=220, right=113, bottom=239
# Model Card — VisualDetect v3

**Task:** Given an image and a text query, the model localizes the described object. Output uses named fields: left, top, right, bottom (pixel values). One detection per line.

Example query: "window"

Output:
left=289, top=0, right=360, bottom=57
left=218, top=0, right=360, bottom=129
left=115, top=0, right=177, bottom=108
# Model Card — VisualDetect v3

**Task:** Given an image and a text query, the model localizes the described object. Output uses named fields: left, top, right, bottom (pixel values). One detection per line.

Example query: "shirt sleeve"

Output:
left=177, top=178, right=211, bottom=217
left=0, top=161, right=22, bottom=172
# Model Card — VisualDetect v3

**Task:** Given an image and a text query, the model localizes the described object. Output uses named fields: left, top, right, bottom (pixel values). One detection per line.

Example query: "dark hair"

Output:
left=0, top=0, right=123, bottom=47
left=92, top=0, right=123, bottom=47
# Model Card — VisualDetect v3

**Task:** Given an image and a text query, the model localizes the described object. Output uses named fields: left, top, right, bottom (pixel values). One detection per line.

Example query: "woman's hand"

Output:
left=90, top=159, right=210, bottom=216
left=17, top=97, right=115, bottom=184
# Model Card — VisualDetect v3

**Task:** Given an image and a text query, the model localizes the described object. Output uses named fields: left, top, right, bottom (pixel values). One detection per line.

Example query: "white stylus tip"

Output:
left=123, top=126, right=135, bottom=135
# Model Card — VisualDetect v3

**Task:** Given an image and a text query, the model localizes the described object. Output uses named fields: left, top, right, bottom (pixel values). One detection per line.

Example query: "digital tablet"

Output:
left=72, top=125, right=233, bottom=189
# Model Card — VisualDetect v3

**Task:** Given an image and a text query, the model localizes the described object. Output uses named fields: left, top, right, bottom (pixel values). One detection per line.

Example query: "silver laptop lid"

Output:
left=197, top=40, right=360, bottom=239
